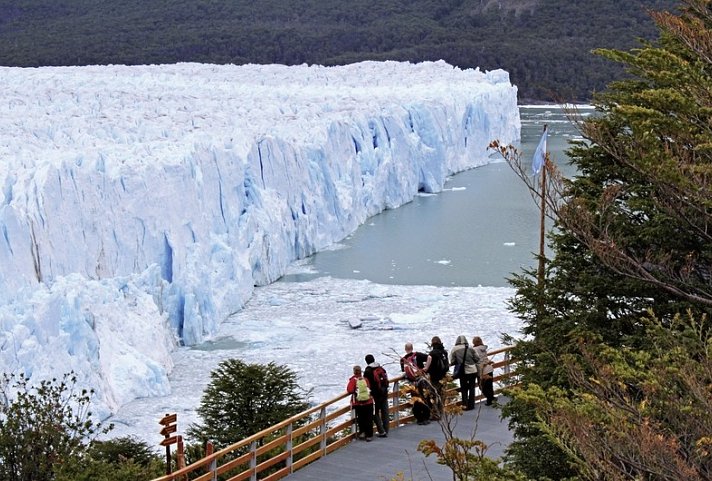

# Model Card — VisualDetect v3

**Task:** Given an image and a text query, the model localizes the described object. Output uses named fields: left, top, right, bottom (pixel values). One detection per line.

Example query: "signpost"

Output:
left=159, top=413, right=179, bottom=475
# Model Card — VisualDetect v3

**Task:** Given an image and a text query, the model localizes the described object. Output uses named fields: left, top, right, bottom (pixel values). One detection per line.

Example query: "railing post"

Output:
left=286, top=423, right=293, bottom=472
left=205, top=441, right=217, bottom=481
left=393, top=380, right=400, bottom=426
left=176, top=436, right=185, bottom=481
left=350, top=404, right=357, bottom=435
left=504, top=350, right=511, bottom=375
left=250, top=441, right=257, bottom=481
left=319, top=407, right=327, bottom=455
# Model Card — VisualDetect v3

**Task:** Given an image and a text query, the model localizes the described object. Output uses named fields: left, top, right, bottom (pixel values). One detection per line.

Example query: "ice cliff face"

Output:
left=0, top=61, right=519, bottom=416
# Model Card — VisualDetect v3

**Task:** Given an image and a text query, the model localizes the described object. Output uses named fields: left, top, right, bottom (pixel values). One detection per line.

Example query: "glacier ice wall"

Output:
left=0, top=61, right=519, bottom=415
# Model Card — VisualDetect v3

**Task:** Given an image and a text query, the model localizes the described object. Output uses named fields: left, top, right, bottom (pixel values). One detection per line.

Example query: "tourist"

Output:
left=364, top=354, right=390, bottom=437
left=450, top=335, right=479, bottom=410
left=347, top=365, right=374, bottom=441
left=423, top=336, right=448, bottom=419
left=472, top=336, right=496, bottom=405
left=400, top=342, right=428, bottom=381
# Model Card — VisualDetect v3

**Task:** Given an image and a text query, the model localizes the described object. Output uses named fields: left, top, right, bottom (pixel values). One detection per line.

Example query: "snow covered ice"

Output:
left=0, top=61, right=520, bottom=429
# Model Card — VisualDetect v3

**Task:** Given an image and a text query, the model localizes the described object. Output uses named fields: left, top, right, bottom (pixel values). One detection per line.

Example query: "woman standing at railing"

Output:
left=450, top=335, right=479, bottom=410
left=347, top=365, right=374, bottom=441
left=472, top=336, right=496, bottom=406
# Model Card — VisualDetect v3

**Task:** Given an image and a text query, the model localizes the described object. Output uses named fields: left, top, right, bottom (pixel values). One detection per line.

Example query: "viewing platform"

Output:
left=151, top=346, right=517, bottom=481
left=286, top=398, right=512, bottom=481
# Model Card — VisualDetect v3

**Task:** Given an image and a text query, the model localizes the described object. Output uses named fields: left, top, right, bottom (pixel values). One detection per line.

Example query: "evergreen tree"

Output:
left=188, top=359, right=311, bottom=448
left=495, top=0, right=712, bottom=479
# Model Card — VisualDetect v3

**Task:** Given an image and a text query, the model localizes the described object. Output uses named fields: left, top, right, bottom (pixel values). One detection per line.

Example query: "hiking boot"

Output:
left=377, top=433, right=387, bottom=438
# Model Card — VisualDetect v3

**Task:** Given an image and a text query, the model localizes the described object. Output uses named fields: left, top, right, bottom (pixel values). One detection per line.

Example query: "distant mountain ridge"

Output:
left=0, top=0, right=678, bottom=102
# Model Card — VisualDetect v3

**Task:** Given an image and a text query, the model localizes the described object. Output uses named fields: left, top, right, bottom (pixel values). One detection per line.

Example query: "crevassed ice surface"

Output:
left=0, top=61, right=520, bottom=418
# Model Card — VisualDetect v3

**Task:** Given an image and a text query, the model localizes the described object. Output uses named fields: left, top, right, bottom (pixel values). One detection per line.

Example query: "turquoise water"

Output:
left=282, top=106, right=587, bottom=288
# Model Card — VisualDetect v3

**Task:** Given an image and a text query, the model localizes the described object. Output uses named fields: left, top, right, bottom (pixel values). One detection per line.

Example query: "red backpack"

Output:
left=373, top=366, right=389, bottom=395
left=404, top=353, right=422, bottom=381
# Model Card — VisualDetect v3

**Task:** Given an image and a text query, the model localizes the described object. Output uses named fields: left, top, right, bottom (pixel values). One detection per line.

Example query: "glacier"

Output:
left=0, top=61, right=520, bottom=418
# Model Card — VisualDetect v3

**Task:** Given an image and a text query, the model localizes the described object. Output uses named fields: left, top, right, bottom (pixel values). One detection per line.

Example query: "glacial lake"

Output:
left=282, top=106, right=588, bottom=288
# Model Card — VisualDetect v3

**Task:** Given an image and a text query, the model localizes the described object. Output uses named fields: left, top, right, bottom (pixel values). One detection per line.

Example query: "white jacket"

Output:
left=473, top=344, right=494, bottom=376
left=450, top=342, right=479, bottom=375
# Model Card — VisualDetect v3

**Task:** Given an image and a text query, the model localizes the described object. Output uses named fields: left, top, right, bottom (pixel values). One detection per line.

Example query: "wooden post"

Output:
left=286, top=423, right=293, bottom=472
left=393, top=380, right=400, bottom=426
left=205, top=441, right=217, bottom=481
left=176, top=435, right=185, bottom=480
left=177, top=436, right=185, bottom=468
left=250, top=441, right=257, bottom=481
left=537, top=129, right=548, bottom=289
left=350, top=404, right=357, bottom=436
left=165, top=443, right=171, bottom=476
left=319, top=407, right=327, bottom=455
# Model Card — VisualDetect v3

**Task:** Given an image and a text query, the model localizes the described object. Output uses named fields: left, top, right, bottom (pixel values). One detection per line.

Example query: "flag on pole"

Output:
left=532, top=126, right=547, bottom=175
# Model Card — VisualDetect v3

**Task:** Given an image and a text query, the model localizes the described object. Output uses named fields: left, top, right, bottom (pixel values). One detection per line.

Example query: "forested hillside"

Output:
left=0, top=0, right=678, bottom=102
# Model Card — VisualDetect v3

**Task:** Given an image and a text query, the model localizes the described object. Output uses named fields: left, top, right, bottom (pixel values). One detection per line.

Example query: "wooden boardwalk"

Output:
left=150, top=348, right=517, bottom=481
left=286, top=399, right=512, bottom=481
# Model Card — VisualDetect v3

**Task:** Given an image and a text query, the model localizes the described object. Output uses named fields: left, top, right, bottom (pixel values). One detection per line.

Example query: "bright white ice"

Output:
left=0, top=60, right=520, bottom=432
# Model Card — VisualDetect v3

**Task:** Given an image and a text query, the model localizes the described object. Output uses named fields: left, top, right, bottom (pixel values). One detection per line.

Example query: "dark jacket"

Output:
left=364, top=362, right=388, bottom=400
left=427, top=344, right=449, bottom=383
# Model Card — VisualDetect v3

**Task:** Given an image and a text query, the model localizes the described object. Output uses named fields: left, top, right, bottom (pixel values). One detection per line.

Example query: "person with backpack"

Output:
left=423, top=336, right=448, bottom=420
left=449, top=334, right=479, bottom=410
left=364, top=354, right=390, bottom=437
left=400, top=342, right=428, bottom=382
left=346, top=365, right=374, bottom=441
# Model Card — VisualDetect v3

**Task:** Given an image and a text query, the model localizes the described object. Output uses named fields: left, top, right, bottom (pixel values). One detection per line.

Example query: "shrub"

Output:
left=0, top=372, right=111, bottom=481
left=188, top=359, right=311, bottom=447
left=55, top=436, right=164, bottom=481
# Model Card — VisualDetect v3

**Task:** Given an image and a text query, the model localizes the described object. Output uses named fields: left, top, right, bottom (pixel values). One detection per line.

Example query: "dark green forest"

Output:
left=0, top=0, right=678, bottom=102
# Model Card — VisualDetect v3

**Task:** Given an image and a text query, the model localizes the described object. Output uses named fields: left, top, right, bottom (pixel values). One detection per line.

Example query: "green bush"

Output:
left=85, top=435, right=159, bottom=467
left=56, top=436, right=165, bottom=481
left=56, top=456, right=164, bottom=481
left=188, top=359, right=311, bottom=448
left=0, top=372, right=111, bottom=481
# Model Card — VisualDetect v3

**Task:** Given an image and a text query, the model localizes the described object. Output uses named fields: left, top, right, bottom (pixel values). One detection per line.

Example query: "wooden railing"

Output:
left=151, top=346, right=517, bottom=481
